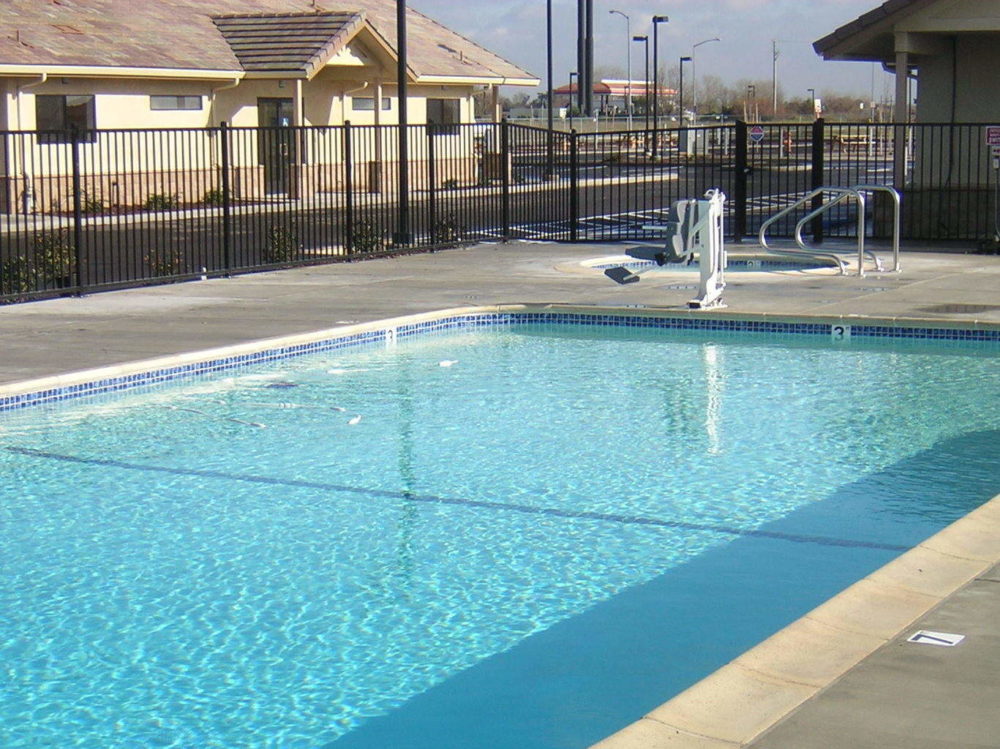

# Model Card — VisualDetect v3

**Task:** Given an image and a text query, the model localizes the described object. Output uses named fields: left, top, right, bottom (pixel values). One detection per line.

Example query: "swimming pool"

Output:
left=2, top=312, right=998, bottom=748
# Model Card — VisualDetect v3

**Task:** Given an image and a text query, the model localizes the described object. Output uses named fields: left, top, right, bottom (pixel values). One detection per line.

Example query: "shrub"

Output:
left=350, top=220, right=385, bottom=255
left=81, top=191, right=105, bottom=214
left=144, top=193, right=179, bottom=211
left=0, top=254, right=34, bottom=296
left=33, top=230, right=75, bottom=288
left=263, top=226, right=300, bottom=263
left=202, top=188, right=225, bottom=206
left=432, top=214, right=463, bottom=245
left=144, top=250, right=186, bottom=277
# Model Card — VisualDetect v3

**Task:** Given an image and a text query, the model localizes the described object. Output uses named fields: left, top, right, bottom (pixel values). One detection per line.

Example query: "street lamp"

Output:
left=690, top=37, right=720, bottom=119
left=651, top=14, right=669, bottom=147
left=568, top=71, right=578, bottom=129
left=545, top=0, right=553, bottom=178
left=609, top=9, right=631, bottom=129
left=632, top=36, right=649, bottom=138
left=679, top=56, right=692, bottom=124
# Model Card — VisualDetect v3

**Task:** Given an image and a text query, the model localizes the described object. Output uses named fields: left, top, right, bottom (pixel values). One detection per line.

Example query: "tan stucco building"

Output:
left=0, top=0, right=537, bottom=211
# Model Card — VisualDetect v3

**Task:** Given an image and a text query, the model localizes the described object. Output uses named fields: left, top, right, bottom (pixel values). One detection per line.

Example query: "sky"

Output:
left=409, top=0, right=896, bottom=103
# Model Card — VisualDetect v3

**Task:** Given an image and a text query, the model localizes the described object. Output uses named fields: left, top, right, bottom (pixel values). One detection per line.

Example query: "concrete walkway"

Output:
left=1, top=240, right=999, bottom=748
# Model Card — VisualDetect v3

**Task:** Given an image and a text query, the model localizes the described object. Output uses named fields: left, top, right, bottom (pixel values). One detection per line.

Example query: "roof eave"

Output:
left=417, top=74, right=539, bottom=87
left=0, top=63, right=245, bottom=80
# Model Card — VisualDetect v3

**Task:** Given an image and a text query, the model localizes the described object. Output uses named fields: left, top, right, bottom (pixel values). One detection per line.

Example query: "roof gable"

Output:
left=212, top=11, right=365, bottom=78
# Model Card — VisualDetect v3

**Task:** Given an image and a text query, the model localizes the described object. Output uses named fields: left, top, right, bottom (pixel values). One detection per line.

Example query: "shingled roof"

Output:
left=212, top=11, right=365, bottom=77
left=0, top=0, right=536, bottom=83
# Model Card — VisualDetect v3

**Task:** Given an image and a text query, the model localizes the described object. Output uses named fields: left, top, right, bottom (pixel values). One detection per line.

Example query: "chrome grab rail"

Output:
left=758, top=184, right=901, bottom=277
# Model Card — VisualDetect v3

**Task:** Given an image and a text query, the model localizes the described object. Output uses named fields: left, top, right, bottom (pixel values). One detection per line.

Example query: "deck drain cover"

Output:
left=663, top=284, right=698, bottom=290
left=918, top=303, right=1000, bottom=314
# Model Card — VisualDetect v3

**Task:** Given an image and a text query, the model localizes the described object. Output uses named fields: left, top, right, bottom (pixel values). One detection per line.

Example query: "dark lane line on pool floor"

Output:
left=5, top=446, right=908, bottom=553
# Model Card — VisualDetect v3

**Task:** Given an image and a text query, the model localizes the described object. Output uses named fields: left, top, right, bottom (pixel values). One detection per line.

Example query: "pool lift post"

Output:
left=604, top=189, right=727, bottom=309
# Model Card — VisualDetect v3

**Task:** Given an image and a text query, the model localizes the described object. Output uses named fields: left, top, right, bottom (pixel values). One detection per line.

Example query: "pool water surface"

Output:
left=1, top=323, right=998, bottom=748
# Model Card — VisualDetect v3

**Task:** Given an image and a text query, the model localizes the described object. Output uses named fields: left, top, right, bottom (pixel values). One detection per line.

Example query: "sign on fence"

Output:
left=749, top=125, right=766, bottom=143
left=985, top=125, right=1000, bottom=146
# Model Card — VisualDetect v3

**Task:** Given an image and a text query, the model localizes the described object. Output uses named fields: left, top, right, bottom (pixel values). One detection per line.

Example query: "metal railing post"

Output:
left=810, top=118, right=825, bottom=243
left=343, top=121, right=354, bottom=255
left=70, top=125, right=85, bottom=294
left=569, top=129, right=579, bottom=241
left=426, top=124, right=437, bottom=245
left=734, top=120, right=748, bottom=241
left=220, top=121, right=233, bottom=276
left=500, top=118, right=511, bottom=240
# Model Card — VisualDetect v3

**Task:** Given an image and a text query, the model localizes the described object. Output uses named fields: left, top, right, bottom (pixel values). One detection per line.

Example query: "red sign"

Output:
left=987, top=126, right=1000, bottom=146
left=749, top=125, right=766, bottom=143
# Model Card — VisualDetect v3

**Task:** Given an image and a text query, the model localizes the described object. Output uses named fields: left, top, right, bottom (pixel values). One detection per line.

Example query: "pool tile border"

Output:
left=2, top=304, right=998, bottom=413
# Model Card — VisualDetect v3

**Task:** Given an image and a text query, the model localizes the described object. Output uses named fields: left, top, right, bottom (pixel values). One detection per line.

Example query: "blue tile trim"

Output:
left=2, top=312, right=997, bottom=412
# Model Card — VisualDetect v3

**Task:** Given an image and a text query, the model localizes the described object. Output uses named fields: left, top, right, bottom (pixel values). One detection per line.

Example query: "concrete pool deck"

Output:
left=1, top=239, right=998, bottom=748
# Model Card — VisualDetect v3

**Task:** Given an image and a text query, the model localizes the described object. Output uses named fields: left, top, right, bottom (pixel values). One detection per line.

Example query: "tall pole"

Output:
left=691, top=38, right=719, bottom=119
left=651, top=15, right=668, bottom=158
left=679, top=57, right=691, bottom=123
left=576, top=1, right=585, bottom=112
left=584, top=0, right=594, bottom=116
left=771, top=40, right=779, bottom=117
left=610, top=10, right=631, bottom=129
left=633, top=36, right=649, bottom=143
left=807, top=87, right=815, bottom=120
left=546, top=0, right=553, bottom=178
left=396, top=0, right=409, bottom=244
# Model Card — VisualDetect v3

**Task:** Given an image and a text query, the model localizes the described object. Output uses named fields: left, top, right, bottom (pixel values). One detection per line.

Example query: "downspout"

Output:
left=342, top=81, right=374, bottom=191
left=209, top=76, right=241, bottom=127
left=209, top=77, right=240, bottom=172
left=15, top=73, right=47, bottom=213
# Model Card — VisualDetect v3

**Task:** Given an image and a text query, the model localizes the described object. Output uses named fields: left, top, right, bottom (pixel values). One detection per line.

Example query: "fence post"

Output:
left=810, top=118, right=825, bottom=244
left=569, top=129, right=579, bottom=242
left=70, top=125, right=85, bottom=294
left=220, top=121, right=233, bottom=276
left=500, top=118, right=511, bottom=240
left=426, top=125, right=436, bottom=246
left=734, top=120, right=748, bottom=242
left=343, top=121, right=354, bottom=255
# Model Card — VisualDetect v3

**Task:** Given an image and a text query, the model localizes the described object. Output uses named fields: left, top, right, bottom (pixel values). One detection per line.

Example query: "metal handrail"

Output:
left=758, top=184, right=901, bottom=277
left=793, top=191, right=882, bottom=274
left=853, top=184, right=901, bottom=272
left=758, top=187, right=856, bottom=275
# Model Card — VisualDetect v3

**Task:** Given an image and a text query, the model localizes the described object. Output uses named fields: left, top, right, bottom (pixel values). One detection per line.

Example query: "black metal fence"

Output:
left=2, top=120, right=997, bottom=302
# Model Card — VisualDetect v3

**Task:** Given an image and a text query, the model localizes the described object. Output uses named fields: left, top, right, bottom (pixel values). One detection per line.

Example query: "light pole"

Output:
left=746, top=83, right=756, bottom=121
left=568, top=71, right=578, bottom=129
left=679, top=56, right=692, bottom=123
left=545, top=0, right=553, bottom=178
left=632, top=35, right=649, bottom=142
left=690, top=37, right=719, bottom=119
left=651, top=15, right=668, bottom=144
left=806, top=88, right=816, bottom=120
left=609, top=9, right=631, bottom=129
left=395, top=0, right=409, bottom=245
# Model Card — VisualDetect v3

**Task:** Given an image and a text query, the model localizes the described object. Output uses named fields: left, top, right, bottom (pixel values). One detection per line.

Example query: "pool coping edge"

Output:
left=2, top=304, right=997, bottom=406
left=589, top=493, right=1000, bottom=749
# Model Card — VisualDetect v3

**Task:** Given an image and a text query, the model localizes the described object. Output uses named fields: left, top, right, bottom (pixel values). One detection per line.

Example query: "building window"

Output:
left=150, top=95, right=203, bottom=111
left=351, top=97, right=391, bottom=112
left=427, top=98, right=460, bottom=135
left=35, top=95, right=96, bottom=143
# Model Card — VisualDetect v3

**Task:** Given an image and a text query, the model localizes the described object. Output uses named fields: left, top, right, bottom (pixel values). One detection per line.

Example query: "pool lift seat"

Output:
left=605, top=189, right=727, bottom=310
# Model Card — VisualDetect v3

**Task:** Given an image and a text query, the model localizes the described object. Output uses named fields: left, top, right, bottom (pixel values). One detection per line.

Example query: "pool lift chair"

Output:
left=604, top=189, right=727, bottom=310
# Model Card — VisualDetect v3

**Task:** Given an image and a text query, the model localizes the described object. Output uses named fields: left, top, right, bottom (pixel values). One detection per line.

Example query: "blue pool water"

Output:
left=1, top=323, right=998, bottom=748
